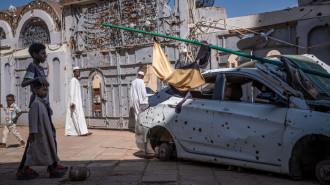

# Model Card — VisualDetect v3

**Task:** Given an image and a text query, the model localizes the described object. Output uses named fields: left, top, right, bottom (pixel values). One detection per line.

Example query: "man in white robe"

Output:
left=130, top=71, right=147, bottom=119
left=65, top=67, right=91, bottom=136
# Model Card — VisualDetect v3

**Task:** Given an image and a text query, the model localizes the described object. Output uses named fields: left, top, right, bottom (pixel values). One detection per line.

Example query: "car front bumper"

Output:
left=135, top=121, right=154, bottom=153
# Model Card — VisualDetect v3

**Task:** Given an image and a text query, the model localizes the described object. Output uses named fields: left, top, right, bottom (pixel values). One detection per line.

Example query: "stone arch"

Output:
left=15, top=9, right=58, bottom=47
left=308, top=25, right=330, bottom=64
left=18, top=17, right=51, bottom=48
left=0, top=20, right=14, bottom=49
left=15, top=1, right=61, bottom=35
left=0, top=20, right=13, bottom=38
left=88, top=69, right=106, bottom=85
left=0, top=12, right=16, bottom=37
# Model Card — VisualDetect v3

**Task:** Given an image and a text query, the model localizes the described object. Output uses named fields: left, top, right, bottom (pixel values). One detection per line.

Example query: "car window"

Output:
left=188, top=82, right=215, bottom=100
left=224, top=75, right=283, bottom=105
left=189, top=75, right=217, bottom=100
left=201, top=83, right=215, bottom=94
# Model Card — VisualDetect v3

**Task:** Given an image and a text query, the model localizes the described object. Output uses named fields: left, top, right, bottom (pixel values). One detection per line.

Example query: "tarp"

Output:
left=152, top=41, right=206, bottom=91
left=144, top=65, right=158, bottom=93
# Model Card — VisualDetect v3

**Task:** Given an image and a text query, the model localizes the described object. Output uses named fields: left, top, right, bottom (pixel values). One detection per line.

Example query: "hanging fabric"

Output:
left=196, top=43, right=211, bottom=69
left=152, top=41, right=210, bottom=91
left=144, top=65, right=158, bottom=93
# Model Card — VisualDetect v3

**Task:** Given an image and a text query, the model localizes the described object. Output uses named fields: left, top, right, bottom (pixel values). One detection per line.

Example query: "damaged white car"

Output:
left=135, top=55, right=330, bottom=184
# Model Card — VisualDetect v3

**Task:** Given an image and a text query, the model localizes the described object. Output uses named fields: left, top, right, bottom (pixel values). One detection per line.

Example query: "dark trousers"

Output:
left=18, top=108, right=57, bottom=170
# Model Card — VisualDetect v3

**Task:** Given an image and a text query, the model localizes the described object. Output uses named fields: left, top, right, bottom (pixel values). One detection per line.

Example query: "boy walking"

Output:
left=17, top=43, right=67, bottom=179
left=19, top=81, right=65, bottom=179
left=0, top=94, right=25, bottom=148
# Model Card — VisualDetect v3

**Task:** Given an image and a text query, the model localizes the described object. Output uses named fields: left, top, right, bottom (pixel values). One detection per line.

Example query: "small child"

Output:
left=19, top=81, right=65, bottom=179
left=0, top=94, right=25, bottom=148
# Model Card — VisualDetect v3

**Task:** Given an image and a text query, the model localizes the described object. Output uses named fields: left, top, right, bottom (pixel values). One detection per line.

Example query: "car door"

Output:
left=212, top=73, right=287, bottom=166
left=167, top=80, right=217, bottom=157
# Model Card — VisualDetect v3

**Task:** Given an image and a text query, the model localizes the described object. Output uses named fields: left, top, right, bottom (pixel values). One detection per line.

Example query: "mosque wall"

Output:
left=0, top=0, right=329, bottom=129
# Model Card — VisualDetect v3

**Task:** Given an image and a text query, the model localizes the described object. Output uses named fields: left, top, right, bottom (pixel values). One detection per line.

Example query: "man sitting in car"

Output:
left=224, top=84, right=242, bottom=101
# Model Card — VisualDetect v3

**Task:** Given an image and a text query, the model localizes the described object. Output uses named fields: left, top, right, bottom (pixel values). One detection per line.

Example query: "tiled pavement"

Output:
left=0, top=126, right=319, bottom=185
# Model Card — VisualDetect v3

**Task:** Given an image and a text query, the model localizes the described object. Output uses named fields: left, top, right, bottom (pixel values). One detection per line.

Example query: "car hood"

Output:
left=148, top=87, right=175, bottom=106
left=255, top=54, right=330, bottom=101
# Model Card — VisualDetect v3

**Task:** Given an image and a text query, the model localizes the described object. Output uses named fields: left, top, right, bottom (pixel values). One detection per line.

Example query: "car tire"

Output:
left=315, top=159, right=330, bottom=185
left=157, top=143, right=171, bottom=161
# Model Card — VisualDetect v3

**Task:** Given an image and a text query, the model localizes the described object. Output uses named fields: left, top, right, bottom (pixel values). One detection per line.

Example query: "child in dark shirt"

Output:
left=17, top=43, right=67, bottom=179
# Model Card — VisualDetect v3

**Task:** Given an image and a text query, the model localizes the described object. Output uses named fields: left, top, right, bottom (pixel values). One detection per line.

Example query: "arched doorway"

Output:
left=92, top=74, right=102, bottom=117
left=19, top=17, right=50, bottom=48
left=308, top=25, right=330, bottom=64
left=52, top=58, right=61, bottom=101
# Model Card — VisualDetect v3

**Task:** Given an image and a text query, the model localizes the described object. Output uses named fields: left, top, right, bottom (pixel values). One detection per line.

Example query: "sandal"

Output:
left=16, top=169, right=37, bottom=180
left=26, top=168, right=39, bottom=177
left=47, top=164, right=68, bottom=172
left=56, top=165, right=68, bottom=172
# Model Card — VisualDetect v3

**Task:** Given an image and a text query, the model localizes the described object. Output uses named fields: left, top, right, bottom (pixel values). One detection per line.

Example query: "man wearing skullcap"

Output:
left=130, top=71, right=147, bottom=120
left=65, top=67, right=91, bottom=136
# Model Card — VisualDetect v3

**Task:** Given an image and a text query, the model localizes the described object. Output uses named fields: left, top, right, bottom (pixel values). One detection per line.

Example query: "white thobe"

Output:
left=65, top=77, right=88, bottom=136
left=130, top=78, right=147, bottom=118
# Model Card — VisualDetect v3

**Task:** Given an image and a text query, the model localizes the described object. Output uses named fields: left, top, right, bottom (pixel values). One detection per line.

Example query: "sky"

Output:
left=213, top=0, right=298, bottom=17
left=0, top=0, right=298, bottom=18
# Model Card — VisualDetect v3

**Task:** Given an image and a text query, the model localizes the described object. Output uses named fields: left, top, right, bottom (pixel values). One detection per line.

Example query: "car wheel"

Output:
left=315, top=160, right=330, bottom=185
left=156, top=143, right=171, bottom=161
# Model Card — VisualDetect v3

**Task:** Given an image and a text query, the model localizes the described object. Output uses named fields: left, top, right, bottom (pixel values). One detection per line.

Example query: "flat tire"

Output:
left=315, top=160, right=330, bottom=185
left=158, top=143, right=171, bottom=161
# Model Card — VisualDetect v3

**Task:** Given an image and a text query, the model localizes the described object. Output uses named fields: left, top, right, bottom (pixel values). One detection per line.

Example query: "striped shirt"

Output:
left=2, top=103, right=21, bottom=126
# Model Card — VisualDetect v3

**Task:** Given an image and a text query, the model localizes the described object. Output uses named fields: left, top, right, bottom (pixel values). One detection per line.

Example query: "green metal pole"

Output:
left=102, top=23, right=330, bottom=79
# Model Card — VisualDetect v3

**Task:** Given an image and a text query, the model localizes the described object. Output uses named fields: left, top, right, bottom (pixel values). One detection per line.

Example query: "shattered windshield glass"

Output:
left=255, top=55, right=330, bottom=100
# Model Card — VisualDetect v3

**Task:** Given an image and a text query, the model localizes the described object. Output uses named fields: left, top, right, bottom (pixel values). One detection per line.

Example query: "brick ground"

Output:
left=0, top=126, right=319, bottom=185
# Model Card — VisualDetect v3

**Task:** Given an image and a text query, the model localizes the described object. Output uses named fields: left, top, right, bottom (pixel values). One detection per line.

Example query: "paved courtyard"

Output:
left=0, top=126, right=319, bottom=185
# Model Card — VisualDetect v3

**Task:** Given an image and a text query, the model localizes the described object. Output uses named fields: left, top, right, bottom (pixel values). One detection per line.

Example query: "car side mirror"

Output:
left=256, top=92, right=288, bottom=107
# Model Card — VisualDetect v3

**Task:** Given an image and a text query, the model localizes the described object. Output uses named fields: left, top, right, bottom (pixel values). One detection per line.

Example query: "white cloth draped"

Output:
left=65, top=78, right=88, bottom=136
left=130, top=78, right=147, bottom=118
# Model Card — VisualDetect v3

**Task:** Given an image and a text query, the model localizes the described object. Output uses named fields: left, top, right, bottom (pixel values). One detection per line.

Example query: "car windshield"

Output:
left=146, top=87, right=155, bottom=94
left=255, top=55, right=330, bottom=100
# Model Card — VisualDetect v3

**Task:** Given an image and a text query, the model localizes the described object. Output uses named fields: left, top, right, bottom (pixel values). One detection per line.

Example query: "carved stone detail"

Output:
left=0, top=0, right=61, bottom=36
left=21, top=17, right=50, bottom=48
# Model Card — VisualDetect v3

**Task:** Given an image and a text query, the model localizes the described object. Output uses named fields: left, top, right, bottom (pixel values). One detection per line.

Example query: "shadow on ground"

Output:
left=0, top=154, right=320, bottom=185
left=0, top=127, right=320, bottom=185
